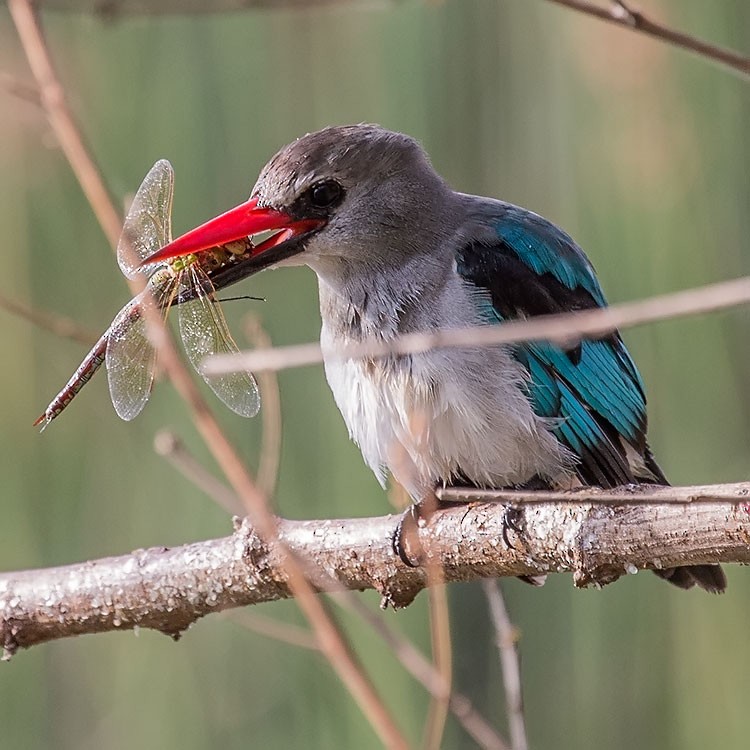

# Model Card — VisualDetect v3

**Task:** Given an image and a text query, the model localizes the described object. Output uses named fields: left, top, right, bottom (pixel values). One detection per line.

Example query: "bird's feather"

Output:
left=456, top=206, right=656, bottom=488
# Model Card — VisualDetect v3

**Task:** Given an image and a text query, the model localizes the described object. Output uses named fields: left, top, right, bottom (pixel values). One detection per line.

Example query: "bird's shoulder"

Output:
left=453, top=198, right=605, bottom=310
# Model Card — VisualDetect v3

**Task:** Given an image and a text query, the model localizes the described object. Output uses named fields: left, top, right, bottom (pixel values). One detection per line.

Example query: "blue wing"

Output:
left=457, top=204, right=664, bottom=487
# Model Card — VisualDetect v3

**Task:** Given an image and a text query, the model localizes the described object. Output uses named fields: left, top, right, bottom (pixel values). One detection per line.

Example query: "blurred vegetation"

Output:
left=1, top=1, right=749, bottom=748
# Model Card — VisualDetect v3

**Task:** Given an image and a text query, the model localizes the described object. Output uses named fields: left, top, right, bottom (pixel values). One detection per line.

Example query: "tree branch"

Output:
left=543, top=0, right=750, bottom=78
left=203, top=275, right=750, bottom=376
left=21, top=0, right=750, bottom=80
left=0, top=291, right=99, bottom=346
left=8, top=0, right=124, bottom=251
left=483, top=581, right=528, bottom=750
left=3, top=482, right=749, bottom=659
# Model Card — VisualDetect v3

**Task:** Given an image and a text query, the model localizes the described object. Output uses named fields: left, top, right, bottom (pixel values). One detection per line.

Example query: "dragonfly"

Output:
left=35, top=159, right=261, bottom=430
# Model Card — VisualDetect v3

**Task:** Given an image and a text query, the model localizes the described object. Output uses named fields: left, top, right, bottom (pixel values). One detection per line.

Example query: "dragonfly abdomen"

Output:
left=34, top=332, right=108, bottom=430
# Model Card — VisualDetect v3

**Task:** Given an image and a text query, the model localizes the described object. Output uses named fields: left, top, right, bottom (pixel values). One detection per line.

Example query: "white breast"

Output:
left=322, top=336, right=572, bottom=500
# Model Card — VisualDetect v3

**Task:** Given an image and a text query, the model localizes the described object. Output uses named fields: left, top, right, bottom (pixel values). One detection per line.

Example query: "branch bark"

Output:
left=3, top=482, right=749, bottom=660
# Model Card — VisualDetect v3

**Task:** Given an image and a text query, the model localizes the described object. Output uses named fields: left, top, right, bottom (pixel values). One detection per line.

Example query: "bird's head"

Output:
left=140, top=124, right=453, bottom=285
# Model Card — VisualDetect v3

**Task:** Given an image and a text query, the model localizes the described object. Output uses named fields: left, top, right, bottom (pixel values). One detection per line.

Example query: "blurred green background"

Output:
left=1, top=1, right=749, bottom=747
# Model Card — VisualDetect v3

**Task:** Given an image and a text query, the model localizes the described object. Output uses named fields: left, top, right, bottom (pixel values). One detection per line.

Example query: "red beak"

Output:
left=140, top=196, right=321, bottom=268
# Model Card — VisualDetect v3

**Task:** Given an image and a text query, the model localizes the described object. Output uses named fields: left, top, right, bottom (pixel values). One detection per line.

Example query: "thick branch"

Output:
left=3, top=483, right=750, bottom=659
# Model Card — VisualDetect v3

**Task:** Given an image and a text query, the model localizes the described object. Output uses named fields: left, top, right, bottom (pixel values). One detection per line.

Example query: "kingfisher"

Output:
left=143, top=124, right=725, bottom=593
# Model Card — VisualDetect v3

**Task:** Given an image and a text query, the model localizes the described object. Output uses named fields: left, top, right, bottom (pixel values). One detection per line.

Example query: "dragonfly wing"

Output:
left=117, top=159, right=174, bottom=279
left=178, top=265, right=261, bottom=418
left=105, top=277, right=177, bottom=421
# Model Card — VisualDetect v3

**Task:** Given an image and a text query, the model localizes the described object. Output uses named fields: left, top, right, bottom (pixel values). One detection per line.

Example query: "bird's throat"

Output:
left=315, top=263, right=434, bottom=344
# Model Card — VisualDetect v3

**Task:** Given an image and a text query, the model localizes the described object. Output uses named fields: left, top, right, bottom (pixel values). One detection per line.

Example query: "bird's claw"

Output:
left=501, top=506, right=524, bottom=550
left=392, top=503, right=426, bottom=567
left=394, top=498, right=525, bottom=565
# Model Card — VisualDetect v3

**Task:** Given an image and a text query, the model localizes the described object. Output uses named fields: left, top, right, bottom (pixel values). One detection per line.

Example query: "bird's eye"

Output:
left=308, top=180, right=343, bottom=210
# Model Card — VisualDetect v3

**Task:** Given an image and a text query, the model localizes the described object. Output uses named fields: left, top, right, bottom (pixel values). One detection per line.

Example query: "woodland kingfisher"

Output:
left=143, top=124, right=725, bottom=593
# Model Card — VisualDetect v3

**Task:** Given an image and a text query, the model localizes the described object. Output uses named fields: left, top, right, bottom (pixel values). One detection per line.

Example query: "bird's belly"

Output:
left=323, top=344, right=571, bottom=500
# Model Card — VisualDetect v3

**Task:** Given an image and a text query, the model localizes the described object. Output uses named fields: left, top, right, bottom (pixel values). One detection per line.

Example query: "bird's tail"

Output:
left=640, top=447, right=727, bottom=594
left=652, top=565, right=727, bottom=593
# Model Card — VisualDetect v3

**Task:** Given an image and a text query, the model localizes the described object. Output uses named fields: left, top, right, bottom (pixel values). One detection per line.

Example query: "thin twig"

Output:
left=482, top=581, right=528, bottom=750
left=133, top=259, right=407, bottom=747
left=154, top=396, right=418, bottom=748
left=418, top=485, right=453, bottom=750
left=339, top=595, right=509, bottom=750
left=204, top=275, right=750, bottom=376
left=149, top=319, right=408, bottom=747
left=11, top=3, right=407, bottom=745
left=0, top=292, right=98, bottom=345
left=153, top=430, right=243, bottom=516
left=145, top=308, right=407, bottom=744
left=0, top=72, right=41, bottom=105
left=436, top=482, right=750, bottom=505
left=244, top=315, right=282, bottom=499
left=223, top=610, right=319, bottom=651
left=8, top=0, right=124, bottom=252
left=543, top=0, right=750, bottom=77
left=421, top=572, right=452, bottom=750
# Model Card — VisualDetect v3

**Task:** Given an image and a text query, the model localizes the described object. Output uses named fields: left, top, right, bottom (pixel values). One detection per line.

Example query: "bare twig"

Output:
left=421, top=571, right=452, bottom=750
left=11, top=3, right=406, bottom=745
left=155, top=388, right=420, bottom=746
left=436, top=482, right=750, bottom=505
left=223, top=610, right=318, bottom=651
left=244, top=315, right=283, bottom=499
left=204, top=275, right=750, bottom=376
left=37, top=0, right=354, bottom=15
left=8, top=0, right=124, bottom=252
left=93, top=304, right=411, bottom=744
left=25, top=0, right=750, bottom=82
left=155, top=345, right=409, bottom=743
left=4, top=486, right=750, bottom=659
left=147, top=308, right=408, bottom=747
left=339, top=595, right=509, bottom=750
left=153, top=430, right=243, bottom=516
left=133, top=261, right=407, bottom=744
left=543, top=0, right=750, bottom=77
left=418, top=485, right=453, bottom=750
left=153, top=433, right=414, bottom=745
left=0, top=292, right=98, bottom=345
left=0, top=72, right=41, bottom=105
left=482, top=582, right=528, bottom=750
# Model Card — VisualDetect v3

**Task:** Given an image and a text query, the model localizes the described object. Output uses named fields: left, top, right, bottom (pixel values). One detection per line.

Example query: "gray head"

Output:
left=251, top=125, right=456, bottom=282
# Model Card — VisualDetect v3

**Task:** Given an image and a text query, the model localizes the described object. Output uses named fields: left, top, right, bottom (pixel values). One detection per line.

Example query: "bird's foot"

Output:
left=501, top=505, right=546, bottom=585
left=501, top=505, right=524, bottom=550
left=392, top=498, right=438, bottom=567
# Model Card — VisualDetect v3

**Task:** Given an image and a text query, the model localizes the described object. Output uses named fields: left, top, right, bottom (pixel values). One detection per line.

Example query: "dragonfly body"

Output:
left=36, top=161, right=260, bottom=429
left=36, top=269, right=167, bottom=430
left=34, top=331, right=108, bottom=428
